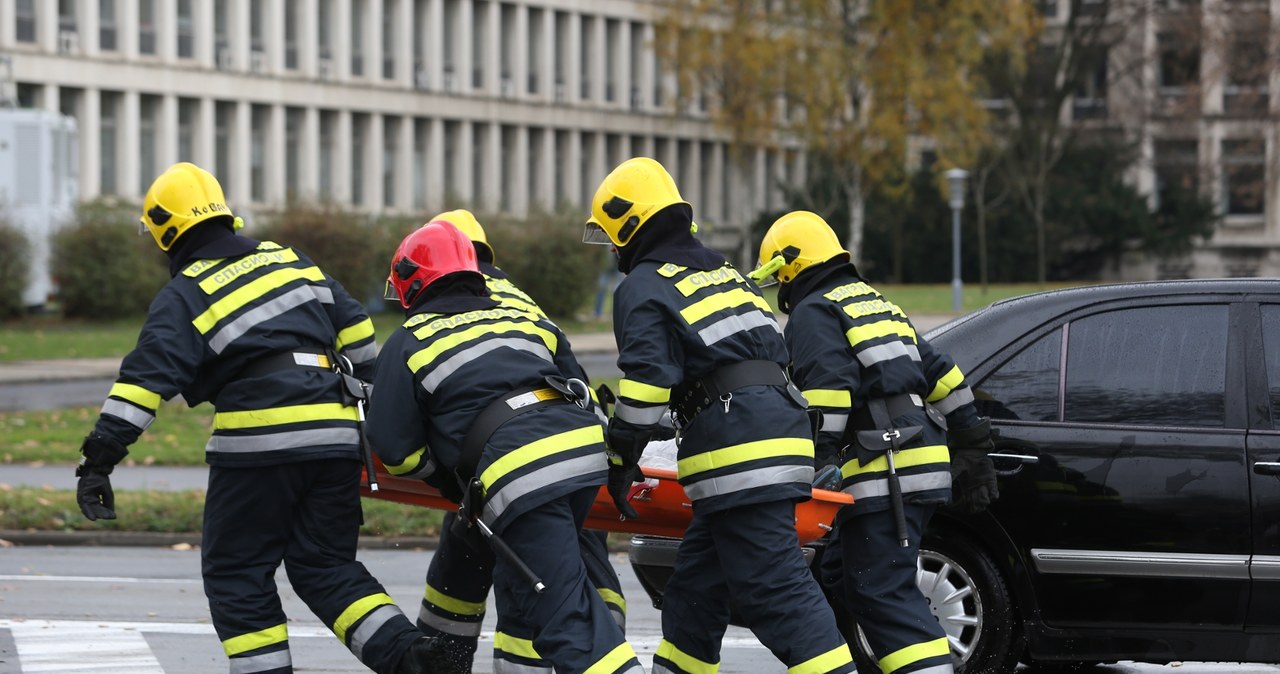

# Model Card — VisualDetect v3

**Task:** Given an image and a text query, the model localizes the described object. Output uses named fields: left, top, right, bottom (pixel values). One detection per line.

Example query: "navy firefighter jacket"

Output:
left=366, top=297, right=607, bottom=531
left=90, top=240, right=377, bottom=467
left=611, top=260, right=814, bottom=514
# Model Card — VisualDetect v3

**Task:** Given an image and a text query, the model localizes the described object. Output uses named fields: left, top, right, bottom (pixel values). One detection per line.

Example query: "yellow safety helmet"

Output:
left=583, top=157, right=689, bottom=247
left=750, top=210, right=849, bottom=286
left=430, top=209, right=494, bottom=263
left=139, top=162, right=235, bottom=251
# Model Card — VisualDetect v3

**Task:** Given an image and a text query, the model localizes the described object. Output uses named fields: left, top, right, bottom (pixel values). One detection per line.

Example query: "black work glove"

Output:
left=75, top=434, right=128, bottom=521
left=947, top=418, right=1000, bottom=514
left=605, top=417, right=652, bottom=520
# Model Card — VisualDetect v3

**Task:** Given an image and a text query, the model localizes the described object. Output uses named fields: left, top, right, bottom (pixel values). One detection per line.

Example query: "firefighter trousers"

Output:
left=652, top=499, right=856, bottom=674
left=202, top=458, right=421, bottom=674
left=490, top=487, right=643, bottom=674
left=820, top=503, right=954, bottom=674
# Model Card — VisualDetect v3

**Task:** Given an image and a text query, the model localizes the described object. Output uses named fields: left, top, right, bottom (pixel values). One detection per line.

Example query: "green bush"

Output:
left=0, top=217, right=28, bottom=320
left=53, top=198, right=168, bottom=319
left=256, top=202, right=389, bottom=306
left=484, top=208, right=598, bottom=319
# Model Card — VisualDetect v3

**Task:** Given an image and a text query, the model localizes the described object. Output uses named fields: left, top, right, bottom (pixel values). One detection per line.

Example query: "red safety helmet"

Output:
left=385, top=221, right=481, bottom=309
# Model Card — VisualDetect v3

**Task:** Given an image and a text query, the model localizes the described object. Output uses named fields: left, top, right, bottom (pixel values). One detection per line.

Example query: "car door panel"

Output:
left=1246, top=303, right=1280, bottom=629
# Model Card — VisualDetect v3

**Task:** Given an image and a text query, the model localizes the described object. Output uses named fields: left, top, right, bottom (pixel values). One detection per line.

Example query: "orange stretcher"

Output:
left=360, top=459, right=852, bottom=545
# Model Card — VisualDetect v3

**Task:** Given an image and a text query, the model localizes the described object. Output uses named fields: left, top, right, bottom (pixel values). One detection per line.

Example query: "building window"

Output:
left=139, top=0, right=157, bottom=55
left=472, top=2, right=486, bottom=89
left=527, top=8, right=542, bottom=94
left=1072, top=49, right=1108, bottom=120
left=580, top=16, right=592, bottom=100
left=139, top=96, right=158, bottom=190
left=351, top=0, right=365, bottom=77
left=99, top=0, right=118, bottom=51
left=175, top=0, right=194, bottom=58
left=58, top=0, right=77, bottom=33
left=443, top=120, right=459, bottom=198
left=318, top=0, right=333, bottom=62
left=319, top=111, right=335, bottom=197
left=1154, top=140, right=1198, bottom=213
left=16, top=0, right=36, bottom=43
left=215, top=102, right=232, bottom=184
left=500, top=125, right=515, bottom=211
left=554, top=12, right=568, bottom=101
left=285, top=108, right=302, bottom=198
left=383, top=117, right=397, bottom=207
left=1221, top=139, right=1265, bottom=216
left=251, top=106, right=268, bottom=202
left=443, top=0, right=458, bottom=90
left=100, top=92, right=119, bottom=194
left=554, top=130, right=569, bottom=204
left=285, top=0, right=300, bottom=70
left=499, top=3, right=514, bottom=96
left=382, top=0, right=396, bottom=80
left=352, top=114, right=367, bottom=205
left=1157, top=32, right=1198, bottom=90
left=250, top=1, right=266, bottom=67
left=1225, top=33, right=1269, bottom=115
left=413, top=118, right=428, bottom=209
left=178, top=98, right=197, bottom=162
left=604, top=19, right=618, bottom=103
left=472, top=123, right=486, bottom=206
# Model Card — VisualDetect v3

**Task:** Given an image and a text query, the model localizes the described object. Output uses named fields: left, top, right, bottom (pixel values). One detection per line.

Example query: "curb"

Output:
left=0, top=529, right=439, bottom=550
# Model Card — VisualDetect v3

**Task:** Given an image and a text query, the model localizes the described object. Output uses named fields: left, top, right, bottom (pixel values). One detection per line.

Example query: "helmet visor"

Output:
left=138, top=217, right=148, bottom=236
left=582, top=222, right=613, bottom=245
left=382, top=279, right=400, bottom=303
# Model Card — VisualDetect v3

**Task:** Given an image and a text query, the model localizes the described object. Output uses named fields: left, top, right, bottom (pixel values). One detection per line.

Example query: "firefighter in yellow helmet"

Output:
left=585, top=157, right=856, bottom=674
left=76, top=162, right=447, bottom=674
left=752, top=210, right=1000, bottom=674
left=406, top=209, right=628, bottom=674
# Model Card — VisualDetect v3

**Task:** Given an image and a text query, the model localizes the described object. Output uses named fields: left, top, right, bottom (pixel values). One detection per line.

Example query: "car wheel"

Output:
left=841, top=534, right=1023, bottom=674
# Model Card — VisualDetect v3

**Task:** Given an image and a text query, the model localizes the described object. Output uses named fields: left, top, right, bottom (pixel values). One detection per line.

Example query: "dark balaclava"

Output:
left=407, top=270, right=495, bottom=316
left=165, top=217, right=257, bottom=277
left=614, top=203, right=727, bottom=274
left=777, top=258, right=862, bottom=315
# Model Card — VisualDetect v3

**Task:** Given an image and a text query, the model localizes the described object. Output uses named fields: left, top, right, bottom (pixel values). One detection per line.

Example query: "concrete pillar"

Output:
left=195, top=0, right=215, bottom=67
left=397, top=115, right=414, bottom=210
left=426, top=117, right=444, bottom=209
left=486, top=1, right=500, bottom=96
left=482, top=122, right=501, bottom=210
left=457, top=120, right=474, bottom=204
left=534, top=127, right=553, bottom=210
left=120, top=90, right=141, bottom=197
left=157, top=0, right=176, bottom=61
left=687, top=139, right=703, bottom=212
left=38, top=0, right=57, bottom=53
left=459, top=0, right=474, bottom=92
left=266, top=0, right=285, bottom=72
left=196, top=97, right=216, bottom=170
left=566, top=13, right=581, bottom=105
left=0, top=0, right=13, bottom=49
left=300, top=0, right=318, bottom=76
left=334, top=109, right=353, bottom=204
left=302, top=106, right=320, bottom=199
left=566, top=130, right=582, bottom=208
left=40, top=84, right=59, bottom=113
left=119, top=0, right=138, bottom=58
left=230, top=100, right=252, bottom=203
left=592, top=14, right=606, bottom=103
left=231, top=0, right=250, bottom=73
left=617, top=20, right=631, bottom=109
left=427, top=0, right=444, bottom=91
left=367, top=113, right=385, bottom=209
left=512, top=125, right=529, bottom=214
left=268, top=104, right=286, bottom=204
left=398, top=0, right=414, bottom=87
left=541, top=9, right=555, bottom=103
left=79, top=88, right=101, bottom=197
left=639, top=23, right=655, bottom=111
left=335, top=0, right=351, bottom=79
left=368, top=0, right=383, bottom=80
left=158, top=93, right=178, bottom=169
left=76, top=0, right=98, bottom=54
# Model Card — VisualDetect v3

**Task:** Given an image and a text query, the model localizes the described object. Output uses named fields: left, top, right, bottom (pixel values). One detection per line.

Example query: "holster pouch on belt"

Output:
left=854, top=396, right=924, bottom=548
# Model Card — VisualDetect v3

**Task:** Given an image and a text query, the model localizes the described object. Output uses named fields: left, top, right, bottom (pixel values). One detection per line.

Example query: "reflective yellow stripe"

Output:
left=655, top=639, right=719, bottom=674
left=425, top=584, right=487, bottom=616
left=333, top=593, right=395, bottom=644
left=213, top=402, right=358, bottom=430
left=842, top=445, right=950, bottom=478
left=802, top=389, right=851, bottom=408
left=927, top=364, right=965, bottom=403
left=222, top=623, right=287, bottom=656
left=197, top=249, right=301, bottom=294
left=679, top=288, right=772, bottom=324
left=597, top=587, right=627, bottom=612
left=678, top=438, right=813, bottom=477
left=479, top=425, right=604, bottom=489
left=494, top=631, right=541, bottom=659
left=674, top=266, right=745, bottom=296
left=879, top=637, right=949, bottom=673
left=385, top=447, right=427, bottom=476
left=407, top=320, right=557, bottom=374
left=788, top=643, right=854, bottom=674
left=585, top=641, right=640, bottom=674
left=108, top=382, right=161, bottom=410
left=336, top=318, right=375, bottom=350
left=192, top=266, right=326, bottom=333
left=845, top=319, right=916, bottom=347
left=619, top=378, right=670, bottom=404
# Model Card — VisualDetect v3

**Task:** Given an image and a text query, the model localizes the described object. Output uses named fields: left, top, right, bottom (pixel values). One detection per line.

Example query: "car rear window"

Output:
left=1063, top=305, right=1227, bottom=427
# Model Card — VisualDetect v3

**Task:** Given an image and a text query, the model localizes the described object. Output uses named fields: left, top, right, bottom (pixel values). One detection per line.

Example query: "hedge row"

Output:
left=40, top=198, right=602, bottom=321
left=0, top=218, right=28, bottom=319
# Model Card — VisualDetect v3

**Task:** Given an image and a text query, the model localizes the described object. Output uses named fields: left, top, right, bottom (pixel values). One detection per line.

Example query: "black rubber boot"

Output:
left=395, top=636, right=470, bottom=674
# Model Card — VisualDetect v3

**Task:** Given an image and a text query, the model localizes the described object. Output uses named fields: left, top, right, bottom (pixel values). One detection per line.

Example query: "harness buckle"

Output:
left=882, top=429, right=901, bottom=442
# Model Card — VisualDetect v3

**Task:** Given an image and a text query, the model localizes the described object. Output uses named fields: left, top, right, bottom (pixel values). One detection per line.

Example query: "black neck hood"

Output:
left=166, top=218, right=258, bottom=277
left=615, top=203, right=726, bottom=274
left=778, top=259, right=862, bottom=314
left=408, top=271, right=496, bottom=315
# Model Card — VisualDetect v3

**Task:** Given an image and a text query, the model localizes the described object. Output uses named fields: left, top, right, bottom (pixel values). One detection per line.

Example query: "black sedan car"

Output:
left=628, top=279, right=1280, bottom=673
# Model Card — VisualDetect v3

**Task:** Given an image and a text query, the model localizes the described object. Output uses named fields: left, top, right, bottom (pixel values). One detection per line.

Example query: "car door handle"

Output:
left=989, top=453, right=1040, bottom=465
left=1254, top=462, right=1280, bottom=476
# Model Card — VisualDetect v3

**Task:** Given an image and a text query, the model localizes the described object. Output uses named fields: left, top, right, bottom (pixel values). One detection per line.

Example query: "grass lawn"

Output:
left=1, top=401, right=212, bottom=466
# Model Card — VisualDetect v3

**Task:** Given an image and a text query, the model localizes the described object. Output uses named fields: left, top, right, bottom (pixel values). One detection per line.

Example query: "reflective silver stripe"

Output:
left=400, top=457, right=438, bottom=480
left=1253, top=555, right=1280, bottom=580
left=344, top=341, right=379, bottom=365
left=421, top=338, right=553, bottom=394
left=615, top=400, right=668, bottom=425
left=820, top=414, right=848, bottom=434
left=482, top=453, right=608, bottom=524
left=682, top=464, right=814, bottom=501
left=650, top=663, right=680, bottom=674
left=349, top=604, right=403, bottom=661
left=844, top=471, right=951, bottom=500
left=932, top=387, right=974, bottom=416
left=594, top=407, right=609, bottom=426
left=230, top=649, right=292, bottom=674
left=209, top=285, right=333, bottom=354
left=493, top=659, right=552, bottom=674
left=617, top=667, right=646, bottom=674
left=206, top=427, right=360, bottom=453
left=697, top=309, right=781, bottom=345
left=609, top=606, right=626, bottom=629
left=1032, top=549, right=1251, bottom=579
left=856, top=341, right=921, bottom=367
left=909, top=665, right=956, bottom=674
left=101, top=399, right=156, bottom=431
left=418, top=604, right=484, bottom=637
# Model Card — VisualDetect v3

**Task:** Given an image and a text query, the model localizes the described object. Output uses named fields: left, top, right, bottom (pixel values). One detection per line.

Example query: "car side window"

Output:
left=973, top=329, right=1062, bottom=422
left=1063, top=305, right=1227, bottom=428
left=1258, top=305, right=1280, bottom=427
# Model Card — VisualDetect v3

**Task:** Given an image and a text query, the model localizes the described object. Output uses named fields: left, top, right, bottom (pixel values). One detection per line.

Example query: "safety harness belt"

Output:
left=673, top=359, right=796, bottom=426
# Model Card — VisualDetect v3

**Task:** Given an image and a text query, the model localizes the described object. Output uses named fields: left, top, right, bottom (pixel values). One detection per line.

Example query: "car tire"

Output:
left=837, top=532, right=1024, bottom=674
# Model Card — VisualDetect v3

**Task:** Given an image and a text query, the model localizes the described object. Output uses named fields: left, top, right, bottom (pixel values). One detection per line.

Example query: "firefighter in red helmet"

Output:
left=368, top=221, right=643, bottom=674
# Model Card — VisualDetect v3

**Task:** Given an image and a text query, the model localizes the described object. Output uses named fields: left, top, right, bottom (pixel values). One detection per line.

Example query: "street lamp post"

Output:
left=946, top=168, right=969, bottom=314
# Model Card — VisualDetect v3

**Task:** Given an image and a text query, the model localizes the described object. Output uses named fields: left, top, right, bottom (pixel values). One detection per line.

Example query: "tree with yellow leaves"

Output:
left=657, top=0, right=1037, bottom=261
